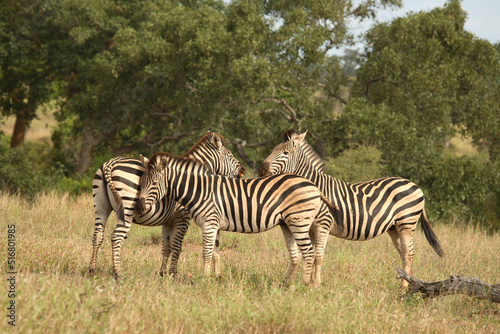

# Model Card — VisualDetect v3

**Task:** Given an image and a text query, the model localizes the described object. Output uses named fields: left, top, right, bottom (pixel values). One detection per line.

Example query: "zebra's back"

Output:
left=324, top=176, right=424, bottom=240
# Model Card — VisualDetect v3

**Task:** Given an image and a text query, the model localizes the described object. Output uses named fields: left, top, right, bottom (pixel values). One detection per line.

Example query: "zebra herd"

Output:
left=90, top=130, right=443, bottom=288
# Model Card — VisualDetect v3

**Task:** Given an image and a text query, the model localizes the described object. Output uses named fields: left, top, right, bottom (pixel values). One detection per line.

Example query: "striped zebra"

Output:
left=136, top=153, right=343, bottom=286
left=89, top=132, right=245, bottom=279
left=286, top=130, right=326, bottom=173
left=258, top=130, right=444, bottom=289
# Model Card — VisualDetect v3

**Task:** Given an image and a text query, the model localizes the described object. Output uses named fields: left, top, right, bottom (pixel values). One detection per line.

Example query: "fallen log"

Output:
left=396, top=268, right=500, bottom=303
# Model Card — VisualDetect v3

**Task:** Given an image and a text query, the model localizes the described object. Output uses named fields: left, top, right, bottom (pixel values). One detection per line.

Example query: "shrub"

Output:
left=325, top=145, right=383, bottom=183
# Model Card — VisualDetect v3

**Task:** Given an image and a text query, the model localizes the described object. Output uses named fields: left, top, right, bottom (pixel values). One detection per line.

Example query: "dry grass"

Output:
left=1, top=191, right=499, bottom=333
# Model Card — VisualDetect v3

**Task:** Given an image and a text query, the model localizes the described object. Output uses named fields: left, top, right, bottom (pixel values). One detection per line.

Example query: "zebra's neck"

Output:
left=184, top=142, right=218, bottom=174
left=295, top=156, right=348, bottom=207
left=163, top=157, right=213, bottom=210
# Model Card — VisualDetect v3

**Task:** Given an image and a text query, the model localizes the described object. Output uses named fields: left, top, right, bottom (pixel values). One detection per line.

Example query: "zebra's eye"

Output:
left=283, top=151, right=290, bottom=156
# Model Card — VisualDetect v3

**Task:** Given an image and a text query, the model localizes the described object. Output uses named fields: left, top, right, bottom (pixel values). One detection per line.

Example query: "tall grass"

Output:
left=1, top=192, right=499, bottom=333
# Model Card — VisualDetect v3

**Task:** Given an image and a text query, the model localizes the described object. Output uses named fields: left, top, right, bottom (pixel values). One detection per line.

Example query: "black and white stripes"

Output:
left=259, top=130, right=443, bottom=288
left=89, top=132, right=245, bottom=279
left=137, top=153, right=342, bottom=286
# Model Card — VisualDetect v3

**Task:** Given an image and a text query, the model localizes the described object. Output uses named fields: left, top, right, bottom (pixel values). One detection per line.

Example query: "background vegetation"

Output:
left=1, top=0, right=499, bottom=229
left=1, top=192, right=499, bottom=332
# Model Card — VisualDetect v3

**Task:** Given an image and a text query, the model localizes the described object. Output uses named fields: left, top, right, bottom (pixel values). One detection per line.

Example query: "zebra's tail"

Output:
left=103, top=163, right=125, bottom=222
left=420, top=209, right=444, bottom=257
left=320, top=193, right=344, bottom=235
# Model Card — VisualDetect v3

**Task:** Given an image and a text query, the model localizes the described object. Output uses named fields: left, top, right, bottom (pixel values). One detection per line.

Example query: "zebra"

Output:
left=89, top=132, right=246, bottom=279
left=136, top=153, right=343, bottom=286
left=287, top=130, right=326, bottom=173
left=258, top=130, right=444, bottom=289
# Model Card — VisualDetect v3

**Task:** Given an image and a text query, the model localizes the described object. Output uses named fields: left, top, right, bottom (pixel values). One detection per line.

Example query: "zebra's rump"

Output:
left=332, top=177, right=425, bottom=240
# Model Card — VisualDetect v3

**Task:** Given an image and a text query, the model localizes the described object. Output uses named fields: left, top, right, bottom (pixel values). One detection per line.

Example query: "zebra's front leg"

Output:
left=160, top=224, right=172, bottom=277
left=200, top=218, right=220, bottom=276
left=279, top=223, right=302, bottom=284
left=111, top=220, right=132, bottom=279
left=166, top=214, right=191, bottom=277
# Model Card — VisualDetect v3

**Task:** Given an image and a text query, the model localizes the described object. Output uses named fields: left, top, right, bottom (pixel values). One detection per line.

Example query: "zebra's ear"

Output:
left=160, top=157, right=168, bottom=170
left=210, top=133, right=223, bottom=149
left=139, top=154, right=149, bottom=167
left=292, top=131, right=307, bottom=150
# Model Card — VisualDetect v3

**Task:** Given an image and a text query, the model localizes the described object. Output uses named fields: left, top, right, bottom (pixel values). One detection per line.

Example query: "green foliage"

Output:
left=42, top=0, right=400, bottom=171
left=341, top=1, right=500, bottom=225
left=0, top=133, right=92, bottom=197
left=420, top=154, right=494, bottom=222
left=0, top=136, right=57, bottom=196
left=0, top=1, right=63, bottom=124
left=324, top=145, right=383, bottom=183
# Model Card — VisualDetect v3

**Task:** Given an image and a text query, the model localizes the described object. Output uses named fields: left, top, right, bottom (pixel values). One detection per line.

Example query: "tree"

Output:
left=49, top=0, right=401, bottom=174
left=0, top=1, right=53, bottom=148
left=341, top=0, right=500, bottom=221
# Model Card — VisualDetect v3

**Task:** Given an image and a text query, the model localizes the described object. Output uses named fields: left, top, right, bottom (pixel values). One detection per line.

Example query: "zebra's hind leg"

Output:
left=287, top=221, right=315, bottom=286
left=89, top=181, right=113, bottom=275
left=111, top=219, right=133, bottom=280
left=89, top=216, right=110, bottom=275
left=388, top=221, right=416, bottom=289
left=213, top=231, right=222, bottom=276
left=310, top=218, right=331, bottom=288
left=280, top=223, right=302, bottom=284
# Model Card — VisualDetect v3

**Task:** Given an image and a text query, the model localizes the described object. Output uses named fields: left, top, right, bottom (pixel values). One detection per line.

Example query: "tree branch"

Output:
left=231, top=139, right=256, bottom=170
left=397, top=268, right=500, bottom=303
left=365, top=76, right=385, bottom=98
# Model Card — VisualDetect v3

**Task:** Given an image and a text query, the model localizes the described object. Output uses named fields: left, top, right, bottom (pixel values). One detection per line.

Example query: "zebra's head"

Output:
left=258, top=131, right=307, bottom=177
left=137, top=154, right=171, bottom=214
left=204, top=132, right=246, bottom=179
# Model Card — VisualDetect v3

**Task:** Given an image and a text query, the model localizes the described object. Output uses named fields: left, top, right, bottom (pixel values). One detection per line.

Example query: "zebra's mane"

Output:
left=146, top=152, right=208, bottom=172
left=147, top=131, right=228, bottom=172
left=183, top=131, right=227, bottom=157
left=281, top=129, right=301, bottom=142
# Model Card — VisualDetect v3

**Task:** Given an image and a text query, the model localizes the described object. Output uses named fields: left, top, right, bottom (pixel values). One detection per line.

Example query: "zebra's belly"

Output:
left=219, top=212, right=282, bottom=233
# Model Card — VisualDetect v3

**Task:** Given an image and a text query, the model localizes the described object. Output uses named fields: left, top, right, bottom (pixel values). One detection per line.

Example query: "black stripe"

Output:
left=114, top=165, right=144, bottom=176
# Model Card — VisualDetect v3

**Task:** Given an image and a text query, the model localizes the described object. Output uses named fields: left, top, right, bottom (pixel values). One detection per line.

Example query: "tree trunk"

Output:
left=74, top=129, right=103, bottom=175
left=10, top=114, right=28, bottom=149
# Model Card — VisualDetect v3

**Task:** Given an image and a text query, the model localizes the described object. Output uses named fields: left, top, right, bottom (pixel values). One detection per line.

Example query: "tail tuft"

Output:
left=421, top=210, right=444, bottom=257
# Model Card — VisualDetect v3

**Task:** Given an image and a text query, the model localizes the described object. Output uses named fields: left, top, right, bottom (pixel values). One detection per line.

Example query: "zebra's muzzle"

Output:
left=258, top=162, right=271, bottom=177
left=136, top=197, right=148, bottom=215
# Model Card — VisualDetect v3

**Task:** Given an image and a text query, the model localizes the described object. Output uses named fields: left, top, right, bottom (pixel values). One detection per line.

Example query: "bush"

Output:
left=0, top=137, right=57, bottom=197
left=0, top=133, right=92, bottom=197
left=324, top=142, right=499, bottom=230
left=325, top=145, right=383, bottom=183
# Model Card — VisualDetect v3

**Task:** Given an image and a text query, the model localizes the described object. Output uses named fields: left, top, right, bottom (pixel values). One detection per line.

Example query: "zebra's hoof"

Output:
left=113, top=272, right=122, bottom=281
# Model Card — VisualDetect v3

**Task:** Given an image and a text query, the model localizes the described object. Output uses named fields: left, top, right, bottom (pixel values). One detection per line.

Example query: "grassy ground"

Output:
left=1, top=192, right=499, bottom=333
